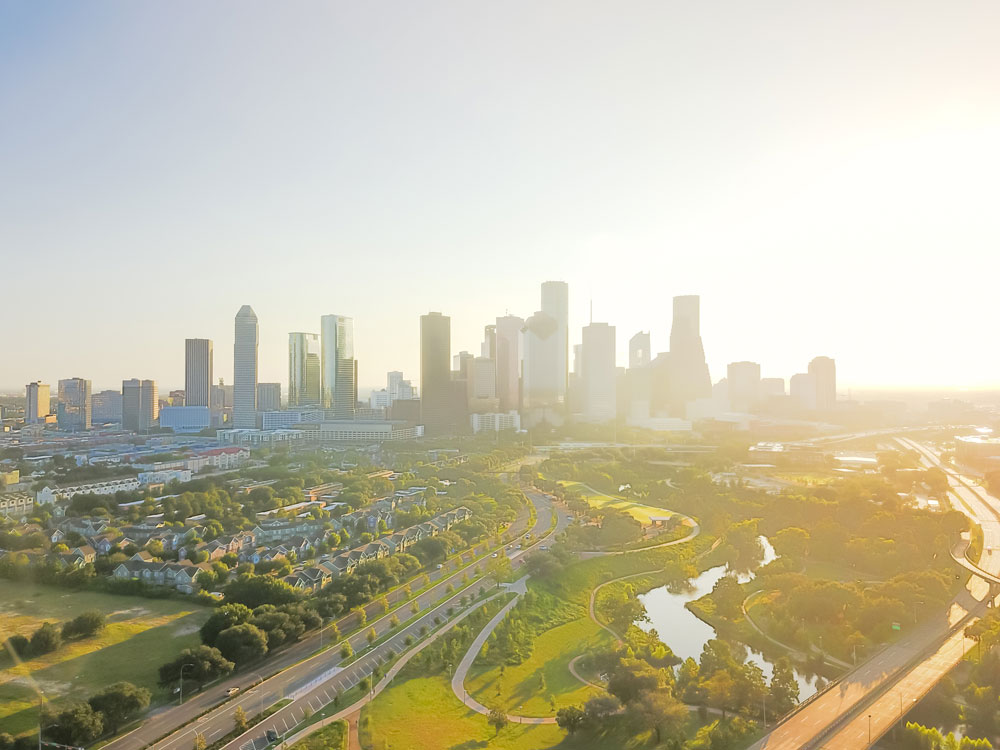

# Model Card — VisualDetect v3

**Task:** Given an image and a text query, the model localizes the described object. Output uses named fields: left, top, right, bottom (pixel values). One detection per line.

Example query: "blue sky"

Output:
left=3, top=1, right=1000, bottom=393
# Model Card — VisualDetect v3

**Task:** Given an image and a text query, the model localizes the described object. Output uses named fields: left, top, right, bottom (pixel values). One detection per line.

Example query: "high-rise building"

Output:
left=522, top=281, right=569, bottom=419
left=541, top=280, right=569, bottom=403
left=168, top=390, right=186, bottom=406
left=726, top=361, right=761, bottom=412
left=809, top=356, right=837, bottom=410
left=790, top=372, right=817, bottom=410
left=321, top=315, right=357, bottom=418
left=420, top=312, right=456, bottom=436
left=581, top=323, right=617, bottom=422
left=494, top=315, right=523, bottom=413
left=56, top=378, right=92, bottom=431
left=25, top=382, right=51, bottom=423
left=257, top=382, right=282, bottom=411
left=386, top=371, right=416, bottom=402
left=184, top=339, right=213, bottom=407
left=482, top=325, right=497, bottom=360
left=667, top=295, right=712, bottom=415
left=289, top=332, right=322, bottom=406
left=122, top=378, right=158, bottom=431
left=629, top=331, right=651, bottom=370
left=91, top=390, right=123, bottom=422
left=233, top=305, right=259, bottom=428
left=453, top=351, right=474, bottom=379
left=760, top=378, right=786, bottom=399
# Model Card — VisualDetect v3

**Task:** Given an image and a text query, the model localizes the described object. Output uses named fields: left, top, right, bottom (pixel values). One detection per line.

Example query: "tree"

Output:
left=710, top=576, right=745, bottom=620
left=773, top=527, right=810, bottom=560
left=223, top=575, right=299, bottom=609
left=626, top=691, right=688, bottom=745
left=88, top=681, right=151, bottom=732
left=44, top=703, right=103, bottom=745
left=158, top=646, right=235, bottom=690
left=487, top=707, right=508, bottom=735
left=214, top=624, right=269, bottom=666
left=583, top=694, right=622, bottom=724
left=608, top=659, right=665, bottom=705
left=555, top=706, right=586, bottom=734
left=768, top=657, right=800, bottom=716
left=4, top=634, right=29, bottom=659
left=233, top=706, right=248, bottom=733
left=340, top=641, right=353, bottom=659
left=703, top=671, right=736, bottom=717
left=193, top=732, right=206, bottom=750
left=62, top=610, right=106, bottom=639
left=200, top=603, right=253, bottom=646
left=30, top=622, right=62, bottom=655
left=486, top=555, right=513, bottom=586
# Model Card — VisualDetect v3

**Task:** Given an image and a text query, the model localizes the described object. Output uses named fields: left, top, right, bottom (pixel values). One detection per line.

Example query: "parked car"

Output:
left=266, top=730, right=279, bottom=743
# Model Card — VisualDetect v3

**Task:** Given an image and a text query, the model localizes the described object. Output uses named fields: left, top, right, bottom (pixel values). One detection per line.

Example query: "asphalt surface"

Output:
left=102, top=489, right=548, bottom=750
left=749, top=440, right=1000, bottom=750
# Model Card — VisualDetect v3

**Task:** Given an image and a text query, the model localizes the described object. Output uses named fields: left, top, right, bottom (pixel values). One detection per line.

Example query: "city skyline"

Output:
left=4, top=3, right=1000, bottom=392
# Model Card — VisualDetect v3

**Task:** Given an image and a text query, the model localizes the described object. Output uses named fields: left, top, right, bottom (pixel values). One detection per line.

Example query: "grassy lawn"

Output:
left=361, top=660, right=690, bottom=750
left=287, top=719, right=347, bottom=750
left=0, top=580, right=210, bottom=735
left=557, top=482, right=670, bottom=526
left=466, top=616, right=609, bottom=717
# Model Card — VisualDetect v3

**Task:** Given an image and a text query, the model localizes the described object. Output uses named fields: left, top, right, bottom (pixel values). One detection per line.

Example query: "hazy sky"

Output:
left=4, top=2, right=1000, bottom=394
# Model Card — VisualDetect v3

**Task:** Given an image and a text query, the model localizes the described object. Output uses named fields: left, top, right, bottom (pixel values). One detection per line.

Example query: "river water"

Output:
left=637, top=537, right=821, bottom=700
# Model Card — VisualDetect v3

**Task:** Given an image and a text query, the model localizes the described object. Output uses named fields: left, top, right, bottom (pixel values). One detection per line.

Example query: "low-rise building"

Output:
left=36, top=477, right=142, bottom=505
left=0, top=492, right=33, bottom=519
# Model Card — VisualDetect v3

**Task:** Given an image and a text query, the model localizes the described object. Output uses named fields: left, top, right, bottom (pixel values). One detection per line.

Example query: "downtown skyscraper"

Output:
left=184, top=338, right=213, bottom=407
left=321, top=314, right=357, bottom=418
left=57, top=377, right=92, bottom=431
left=233, top=305, right=259, bottom=428
left=522, top=281, right=569, bottom=424
left=288, top=332, right=322, bottom=407
left=122, top=378, right=158, bottom=431
left=420, top=312, right=457, bottom=436
left=666, top=295, right=712, bottom=415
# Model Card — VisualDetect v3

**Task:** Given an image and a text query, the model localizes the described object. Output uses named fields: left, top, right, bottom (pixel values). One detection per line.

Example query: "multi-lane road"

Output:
left=750, top=438, right=1000, bottom=749
left=110, top=488, right=565, bottom=750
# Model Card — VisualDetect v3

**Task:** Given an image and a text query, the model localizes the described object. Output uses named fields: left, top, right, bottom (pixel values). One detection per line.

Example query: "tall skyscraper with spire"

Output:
left=321, top=314, right=357, bottom=417
left=233, top=305, right=259, bottom=428
left=667, top=295, right=712, bottom=415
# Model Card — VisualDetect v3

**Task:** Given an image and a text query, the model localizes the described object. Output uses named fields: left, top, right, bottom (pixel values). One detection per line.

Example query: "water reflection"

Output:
left=637, top=536, right=822, bottom=699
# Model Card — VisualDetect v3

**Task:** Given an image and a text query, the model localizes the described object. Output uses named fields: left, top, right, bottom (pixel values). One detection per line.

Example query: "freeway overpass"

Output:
left=749, top=439, right=1000, bottom=749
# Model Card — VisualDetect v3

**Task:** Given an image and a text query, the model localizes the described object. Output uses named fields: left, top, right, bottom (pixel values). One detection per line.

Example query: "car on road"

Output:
left=436, top=563, right=443, bottom=569
left=226, top=687, right=240, bottom=697
left=266, top=729, right=279, bottom=743
left=491, top=552, right=498, bottom=557
left=540, top=545, right=548, bottom=550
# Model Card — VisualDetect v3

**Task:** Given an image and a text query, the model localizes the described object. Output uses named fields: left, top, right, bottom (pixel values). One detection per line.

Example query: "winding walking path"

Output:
left=742, top=589, right=853, bottom=669
left=449, top=491, right=709, bottom=722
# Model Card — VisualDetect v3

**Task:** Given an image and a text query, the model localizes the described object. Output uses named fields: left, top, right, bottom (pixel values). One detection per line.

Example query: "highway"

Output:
left=101, top=486, right=551, bottom=750
left=749, top=439, right=1000, bottom=750
left=122, top=488, right=565, bottom=750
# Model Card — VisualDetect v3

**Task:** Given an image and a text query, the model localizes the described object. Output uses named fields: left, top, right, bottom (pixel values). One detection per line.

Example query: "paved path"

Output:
left=741, top=589, right=852, bottom=670
left=449, top=581, right=558, bottom=725
left=450, top=492, right=708, bottom=722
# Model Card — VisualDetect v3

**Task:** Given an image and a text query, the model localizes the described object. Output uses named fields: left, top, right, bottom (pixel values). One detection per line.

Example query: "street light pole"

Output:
left=868, top=714, right=872, bottom=744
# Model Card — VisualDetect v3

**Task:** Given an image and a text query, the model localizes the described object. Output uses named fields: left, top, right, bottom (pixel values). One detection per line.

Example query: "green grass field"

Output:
left=0, top=580, right=210, bottom=735
left=466, top=616, right=609, bottom=716
left=361, top=658, right=685, bottom=750
left=558, top=482, right=673, bottom=526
